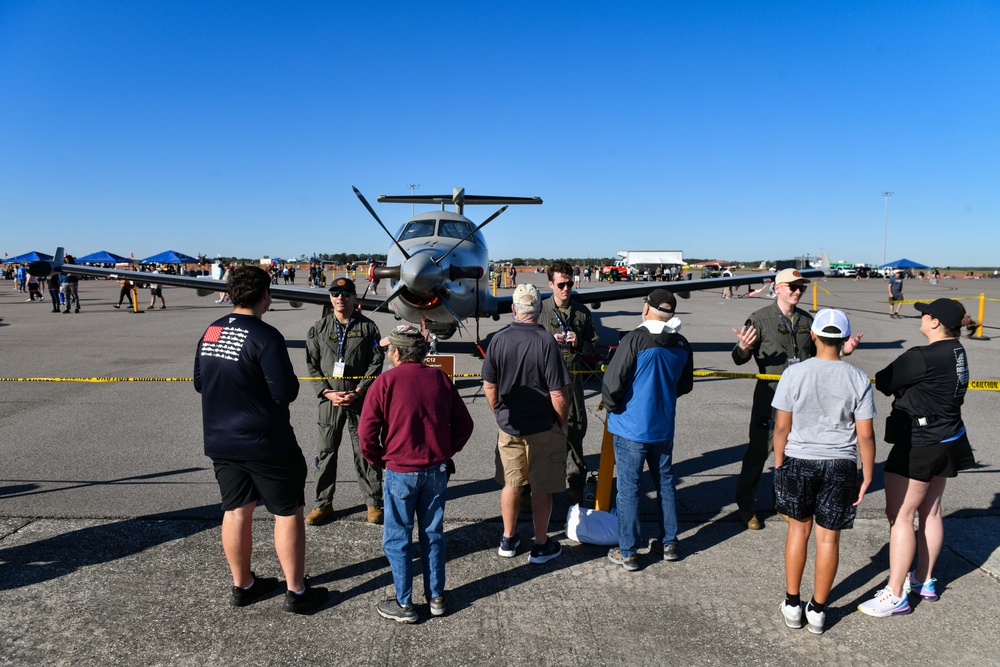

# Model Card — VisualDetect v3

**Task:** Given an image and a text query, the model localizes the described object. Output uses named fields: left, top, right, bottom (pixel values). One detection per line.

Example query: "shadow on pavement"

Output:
left=0, top=505, right=219, bottom=591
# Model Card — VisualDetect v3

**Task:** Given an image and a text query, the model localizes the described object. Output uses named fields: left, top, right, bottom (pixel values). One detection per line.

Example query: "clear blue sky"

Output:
left=2, top=1, right=997, bottom=266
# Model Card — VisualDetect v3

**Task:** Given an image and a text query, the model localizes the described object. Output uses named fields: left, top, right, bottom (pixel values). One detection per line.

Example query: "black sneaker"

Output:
left=377, top=598, right=418, bottom=623
left=498, top=533, right=521, bottom=558
left=283, top=580, right=329, bottom=614
left=229, top=573, right=278, bottom=607
left=529, top=538, right=561, bottom=564
left=663, top=544, right=680, bottom=562
left=429, top=595, right=447, bottom=617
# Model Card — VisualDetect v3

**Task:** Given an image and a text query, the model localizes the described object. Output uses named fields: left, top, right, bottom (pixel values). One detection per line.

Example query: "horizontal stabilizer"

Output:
left=377, top=194, right=542, bottom=206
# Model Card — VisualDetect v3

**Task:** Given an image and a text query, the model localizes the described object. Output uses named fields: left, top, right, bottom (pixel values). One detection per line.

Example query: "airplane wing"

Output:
left=489, top=269, right=825, bottom=311
left=48, top=257, right=387, bottom=310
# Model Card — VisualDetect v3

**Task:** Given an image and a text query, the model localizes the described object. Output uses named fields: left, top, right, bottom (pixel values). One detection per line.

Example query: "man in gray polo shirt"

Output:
left=483, top=284, right=572, bottom=564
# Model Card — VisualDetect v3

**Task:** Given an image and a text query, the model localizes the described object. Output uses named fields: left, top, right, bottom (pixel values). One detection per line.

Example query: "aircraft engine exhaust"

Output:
left=27, top=261, right=53, bottom=277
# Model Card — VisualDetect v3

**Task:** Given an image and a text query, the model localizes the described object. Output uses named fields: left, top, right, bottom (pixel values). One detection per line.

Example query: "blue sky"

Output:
left=1, top=1, right=997, bottom=265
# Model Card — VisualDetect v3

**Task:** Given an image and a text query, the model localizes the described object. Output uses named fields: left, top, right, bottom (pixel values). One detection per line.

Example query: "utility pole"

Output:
left=408, top=183, right=420, bottom=217
left=882, top=191, right=894, bottom=268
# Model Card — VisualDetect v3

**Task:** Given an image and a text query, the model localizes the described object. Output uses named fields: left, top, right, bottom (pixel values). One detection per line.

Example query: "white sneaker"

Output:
left=780, top=601, right=803, bottom=629
left=805, top=604, right=825, bottom=634
left=858, top=586, right=911, bottom=617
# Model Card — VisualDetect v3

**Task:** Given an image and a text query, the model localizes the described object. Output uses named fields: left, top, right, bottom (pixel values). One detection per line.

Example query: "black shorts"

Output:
left=884, top=433, right=975, bottom=482
left=774, top=457, right=858, bottom=531
left=212, top=450, right=307, bottom=516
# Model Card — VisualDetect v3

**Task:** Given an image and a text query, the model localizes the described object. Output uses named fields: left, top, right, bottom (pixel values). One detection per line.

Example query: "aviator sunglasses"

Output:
left=554, top=281, right=574, bottom=289
left=329, top=290, right=354, bottom=298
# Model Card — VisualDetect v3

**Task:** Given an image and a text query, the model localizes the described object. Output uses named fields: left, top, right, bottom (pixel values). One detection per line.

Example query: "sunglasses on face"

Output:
left=555, top=281, right=574, bottom=289
left=784, top=283, right=806, bottom=293
left=329, top=290, right=354, bottom=298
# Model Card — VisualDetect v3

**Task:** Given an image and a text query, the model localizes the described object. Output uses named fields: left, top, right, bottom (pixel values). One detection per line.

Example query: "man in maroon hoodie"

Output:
left=358, top=325, right=474, bottom=623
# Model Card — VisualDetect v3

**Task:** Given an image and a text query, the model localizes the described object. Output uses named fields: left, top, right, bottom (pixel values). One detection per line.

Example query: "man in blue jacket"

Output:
left=602, top=289, right=693, bottom=570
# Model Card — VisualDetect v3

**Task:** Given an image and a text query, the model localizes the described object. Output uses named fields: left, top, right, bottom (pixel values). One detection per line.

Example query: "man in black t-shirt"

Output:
left=194, top=265, right=327, bottom=613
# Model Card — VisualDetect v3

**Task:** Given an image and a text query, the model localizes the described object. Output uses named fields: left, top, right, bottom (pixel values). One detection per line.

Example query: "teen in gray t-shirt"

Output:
left=771, top=358, right=876, bottom=462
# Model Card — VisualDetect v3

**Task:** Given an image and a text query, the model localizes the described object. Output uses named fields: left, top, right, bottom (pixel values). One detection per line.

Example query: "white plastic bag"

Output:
left=565, top=504, right=618, bottom=545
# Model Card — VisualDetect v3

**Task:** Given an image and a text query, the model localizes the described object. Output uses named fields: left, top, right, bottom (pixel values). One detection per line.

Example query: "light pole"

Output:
left=882, top=191, right=893, bottom=268
left=408, top=183, right=420, bottom=216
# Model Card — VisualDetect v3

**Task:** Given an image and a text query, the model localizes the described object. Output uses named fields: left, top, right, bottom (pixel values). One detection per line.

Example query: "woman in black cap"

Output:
left=858, top=298, right=976, bottom=618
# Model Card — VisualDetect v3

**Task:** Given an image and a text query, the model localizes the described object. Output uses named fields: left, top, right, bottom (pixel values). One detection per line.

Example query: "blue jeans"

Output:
left=613, top=434, right=678, bottom=558
left=382, top=465, right=448, bottom=606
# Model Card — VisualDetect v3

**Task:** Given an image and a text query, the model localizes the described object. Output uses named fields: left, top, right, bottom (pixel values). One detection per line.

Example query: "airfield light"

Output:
left=881, top=191, right=893, bottom=268
left=408, top=183, right=420, bottom=216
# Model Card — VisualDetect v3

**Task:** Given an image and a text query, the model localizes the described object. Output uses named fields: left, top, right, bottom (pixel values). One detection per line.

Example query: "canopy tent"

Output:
left=3, top=251, right=53, bottom=264
left=879, top=258, right=930, bottom=269
left=139, top=250, right=200, bottom=264
left=76, top=250, right=131, bottom=264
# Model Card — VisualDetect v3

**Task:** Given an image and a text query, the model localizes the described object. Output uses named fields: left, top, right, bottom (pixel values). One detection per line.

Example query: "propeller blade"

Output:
left=367, top=283, right=408, bottom=316
left=432, top=287, right=469, bottom=337
left=433, top=205, right=507, bottom=266
left=353, top=186, right=411, bottom=260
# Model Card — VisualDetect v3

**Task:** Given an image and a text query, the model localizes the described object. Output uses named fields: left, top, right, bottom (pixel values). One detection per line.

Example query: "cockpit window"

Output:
left=398, top=220, right=435, bottom=241
left=438, top=220, right=472, bottom=239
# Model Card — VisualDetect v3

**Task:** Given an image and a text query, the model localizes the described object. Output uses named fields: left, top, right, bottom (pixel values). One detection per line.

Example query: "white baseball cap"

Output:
left=810, top=308, right=851, bottom=338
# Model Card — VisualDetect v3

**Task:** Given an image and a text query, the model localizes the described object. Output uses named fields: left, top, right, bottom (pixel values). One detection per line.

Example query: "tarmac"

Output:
left=2, top=271, right=999, bottom=666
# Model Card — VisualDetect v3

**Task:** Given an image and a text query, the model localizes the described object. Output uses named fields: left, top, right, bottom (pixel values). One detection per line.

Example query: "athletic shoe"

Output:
left=529, top=538, right=561, bottom=564
left=429, top=596, right=447, bottom=617
left=904, top=572, right=939, bottom=601
left=498, top=533, right=521, bottom=558
left=283, top=580, right=329, bottom=614
left=229, top=573, right=278, bottom=607
left=662, top=544, right=680, bottom=562
left=607, top=548, right=639, bottom=572
left=858, top=586, right=911, bottom=617
left=377, top=598, right=417, bottom=623
left=780, top=601, right=803, bottom=629
left=805, top=604, right=825, bottom=635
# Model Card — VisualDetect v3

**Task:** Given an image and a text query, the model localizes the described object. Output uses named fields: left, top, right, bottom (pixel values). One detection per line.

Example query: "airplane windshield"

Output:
left=438, top=220, right=472, bottom=239
left=398, top=220, right=435, bottom=241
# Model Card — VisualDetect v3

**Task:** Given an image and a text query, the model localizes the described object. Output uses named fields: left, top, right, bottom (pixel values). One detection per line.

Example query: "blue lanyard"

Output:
left=552, top=305, right=572, bottom=336
left=334, top=318, right=351, bottom=361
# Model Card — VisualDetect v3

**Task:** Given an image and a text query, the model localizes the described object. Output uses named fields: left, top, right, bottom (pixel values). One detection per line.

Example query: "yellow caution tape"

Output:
left=4, top=370, right=998, bottom=391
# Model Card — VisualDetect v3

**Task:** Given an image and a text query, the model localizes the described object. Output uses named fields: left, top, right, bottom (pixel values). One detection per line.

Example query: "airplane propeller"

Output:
left=353, top=187, right=494, bottom=321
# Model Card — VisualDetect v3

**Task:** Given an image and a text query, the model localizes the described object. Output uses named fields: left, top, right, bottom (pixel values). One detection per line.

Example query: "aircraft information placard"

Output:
left=422, top=355, right=456, bottom=378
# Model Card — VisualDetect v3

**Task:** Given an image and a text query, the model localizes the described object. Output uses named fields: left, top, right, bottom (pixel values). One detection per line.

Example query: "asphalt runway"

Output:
left=2, top=273, right=999, bottom=666
left=1, top=273, right=998, bottom=522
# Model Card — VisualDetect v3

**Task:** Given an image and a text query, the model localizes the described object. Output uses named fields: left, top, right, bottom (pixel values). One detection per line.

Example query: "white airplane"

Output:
left=29, top=186, right=823, bottom=346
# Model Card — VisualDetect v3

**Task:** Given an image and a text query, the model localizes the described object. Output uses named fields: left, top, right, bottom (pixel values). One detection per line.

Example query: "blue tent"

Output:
left=139, top=250, right=200, bottom=264
left=879, top=258, right=929, bottom=269
left=76, top=250, right=131, bottom=264
left=3, top=251, right=53, bottom=264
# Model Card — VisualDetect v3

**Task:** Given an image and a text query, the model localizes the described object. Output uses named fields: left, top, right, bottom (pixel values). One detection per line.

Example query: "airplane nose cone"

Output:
left=401, top=252, right=444, bottom=294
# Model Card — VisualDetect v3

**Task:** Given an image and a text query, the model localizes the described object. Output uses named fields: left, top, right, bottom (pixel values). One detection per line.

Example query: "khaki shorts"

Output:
left=494, top=425, right=567, bottom=494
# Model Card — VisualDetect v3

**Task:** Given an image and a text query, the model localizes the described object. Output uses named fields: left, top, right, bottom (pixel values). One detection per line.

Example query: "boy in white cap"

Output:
left=771, top=308, right=876, bottom=635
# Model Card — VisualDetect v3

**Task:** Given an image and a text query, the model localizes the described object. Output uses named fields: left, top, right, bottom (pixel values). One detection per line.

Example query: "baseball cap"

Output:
left=645, top=288, right=676, bottom=314
left=379, top=324, right=426, bottom=348
left=810, top=308, right=851, bottom=338
left=329, top=277, right=356, bottom=293
left=774, top=268, right=810, bottom=285
left=512, top=283, right=540, bottom=307
left=914, top=298, right=964, bottom=329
